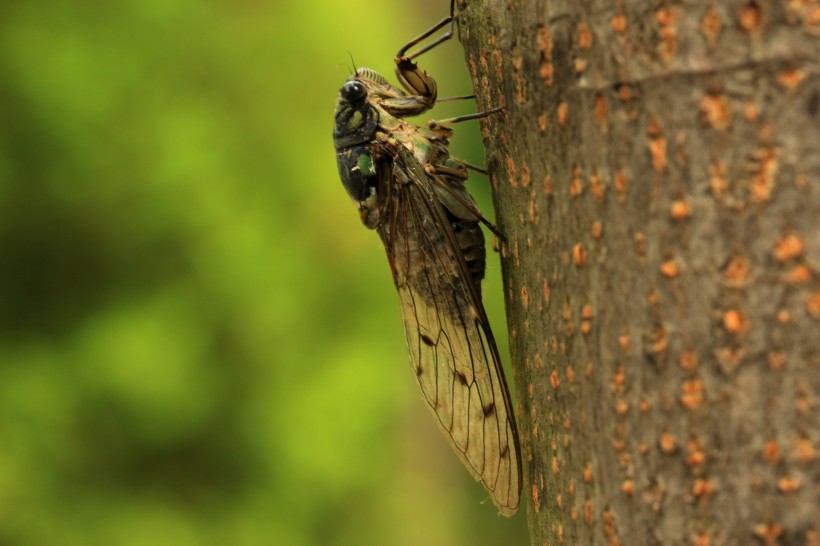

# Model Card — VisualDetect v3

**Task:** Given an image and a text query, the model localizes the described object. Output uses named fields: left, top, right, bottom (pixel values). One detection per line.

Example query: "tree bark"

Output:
left=458, top=0, right=819, bottom=544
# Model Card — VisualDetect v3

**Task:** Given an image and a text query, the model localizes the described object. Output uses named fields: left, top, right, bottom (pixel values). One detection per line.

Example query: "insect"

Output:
left=332, top=1, right=521, bottom=516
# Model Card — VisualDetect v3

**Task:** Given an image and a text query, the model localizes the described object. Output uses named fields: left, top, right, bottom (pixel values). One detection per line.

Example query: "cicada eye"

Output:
left=341, top=81, right=367, bottom=104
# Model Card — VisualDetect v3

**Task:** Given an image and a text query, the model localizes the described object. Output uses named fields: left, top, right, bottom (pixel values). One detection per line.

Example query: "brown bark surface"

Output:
left=458, top=0, right=820, bottom=544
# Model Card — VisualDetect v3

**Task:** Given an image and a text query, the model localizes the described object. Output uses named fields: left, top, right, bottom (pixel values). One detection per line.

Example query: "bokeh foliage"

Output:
left=0, top=1, right=526, bottom=544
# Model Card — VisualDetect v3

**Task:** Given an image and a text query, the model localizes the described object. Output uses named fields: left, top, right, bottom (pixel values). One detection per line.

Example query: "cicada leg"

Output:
left=381, top=0, right=457, bottom=117
left=428, top=106, right=504, bottom=130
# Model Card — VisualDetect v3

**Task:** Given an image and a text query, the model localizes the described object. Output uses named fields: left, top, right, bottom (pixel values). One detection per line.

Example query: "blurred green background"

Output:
left=0, top=0, right=526, bottom=544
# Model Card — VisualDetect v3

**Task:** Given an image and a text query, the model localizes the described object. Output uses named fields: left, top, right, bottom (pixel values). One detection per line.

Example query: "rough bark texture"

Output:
left=458, top=0, right=819, bottom=544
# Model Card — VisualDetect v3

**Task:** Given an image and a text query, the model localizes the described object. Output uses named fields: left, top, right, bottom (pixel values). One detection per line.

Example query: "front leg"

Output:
left=379, top=0, right=456, bottom=118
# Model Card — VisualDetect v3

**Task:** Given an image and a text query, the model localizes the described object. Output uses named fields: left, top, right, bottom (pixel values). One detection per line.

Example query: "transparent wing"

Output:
left=378, top=145, right=522, bottom=516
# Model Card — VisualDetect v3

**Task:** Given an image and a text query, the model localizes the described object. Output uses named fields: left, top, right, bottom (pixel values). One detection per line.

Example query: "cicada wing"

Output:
left=378, top=145, right=522, bottom=516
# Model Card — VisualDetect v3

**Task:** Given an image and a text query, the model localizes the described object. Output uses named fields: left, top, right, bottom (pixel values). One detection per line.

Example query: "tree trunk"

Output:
left=458, top=0, right=819, bottom=544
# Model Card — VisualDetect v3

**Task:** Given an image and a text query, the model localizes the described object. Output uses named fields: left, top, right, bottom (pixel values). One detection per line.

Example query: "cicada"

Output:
left=332, top=2, right=521, bottom=516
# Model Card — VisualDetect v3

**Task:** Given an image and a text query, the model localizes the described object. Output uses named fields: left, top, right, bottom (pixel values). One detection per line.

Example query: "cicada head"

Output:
left=333, top=77, right=378, bottom=150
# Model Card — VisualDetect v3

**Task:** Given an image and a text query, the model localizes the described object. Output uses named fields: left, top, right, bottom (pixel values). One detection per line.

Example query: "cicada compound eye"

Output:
left=341, top=80, right=366, bottom=104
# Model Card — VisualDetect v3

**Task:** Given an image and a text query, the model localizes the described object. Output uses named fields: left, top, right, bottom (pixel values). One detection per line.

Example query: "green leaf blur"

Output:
left=0, top=1, right=526, bottom=544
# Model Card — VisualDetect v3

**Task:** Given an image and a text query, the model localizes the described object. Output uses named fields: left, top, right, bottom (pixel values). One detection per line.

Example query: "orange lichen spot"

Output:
left=681, top=380, right=704, bottom=409
left=774, top=233, right=804, bottom=262
left=520, top=285, right=529, bottom=311
left=692, top=477, right=714, bottom=498
left=520, top=164, right=531, bottom=188
left=575, top=58, right=587, bottom=74
left=649, top=137, right=666, bottom=173
left=750, top=147, right=778, bottom=203
left=491, top=49, right=503, bottom=81
left=680, top=351, right=699, bottom=371
left=694, top=532, right=711, bottom=546
left=622, top=479, right=634, bottom=496
left=670, top=199, right=693, bottom=220
left=573, top=242, right=586, bottom=266
left=660, top=433, right=678, bottom=454
left=797, top=438, right=814, bottom=462
left=542, top=279, right=551, bottom=306
left=552, top=456, right=560, bottom=475
left=647, top=288, right=659, bottom=305
left=614, top=169, right=628, bottom=198
left=612, top=367, right=626, bottom=393
left=782, top=264, right=811, bottom=284
left=739, top=1, right=763, bottom=31
left=651, top=327, right=669, bottom=354
left=777, top=476, right=801, bottom=493
left=656, top=7, right=679, bottom=61
left=807, top=292, right=820, bottom=318
left=612, top=14, right=627, bottom=34
left=590, top=172, right=605, bottom=200
left=583, top=466, right=593, bottom=483
left=618, top=333, right=630, bottom=352
left=543, top=174, right=554, bottom=195
left=635, top=232, right=646, bottom=255
left=507, top=157, right=521, bottom=189
left=762, top=440, right=781, bottom=462
left=584, top=500, right=594, bottom=525
left=723, top=256, right=750, bottom=286
left=776, top=310, right=791, bottom=324
left=660, top=260, right=680, bottom=278
left=723, top=309, right=749, bottom=333
left=613, top=440, right=625, bottom=453
left=582, top=305, right=593, bottom=319
left=556, top=494, right=564, bottom=509
left=647, top=120, right=668, bottom=172
left=603, top=509, right=616, bottom=536
left=753, top=523, right=784, bottom=544
left=639, top=399, right=651, bottom=413
left=537, top=112, right=548, bottom=133
left=480, top=76, right=491, bottom=100
left=777, top=68, right=806, bottom=89
left=550, top=370, right=560, bottom=390
left=565, top=365, right=574, bottom=384
left=686, top=449, right=706, bottom=466
left=709, top=160, right=728, bottom=198
left=744, top=99, right=759, bottom=121
left=807, top=6, right=820, bottom=28
left=592, top=219, right=603, bottom=239
left=701, top=5, right=721, bottom=45
left=796, top=383, right=813, bottom=414
left=639, top=443, right=649, bottom=454
left=557, top=101, right=569, bottom=126
left=537, top=24, right=554, bottom=86
left=716, top=346, right=746, bottom=373
left=616, top=399, right=628, bottom=415
left=527, top=192, right=539, bottom=222
left=700, top=91, right=731, bottom=131
left=527, top=382, right=534, bottom=398
left=618, top=84, right=632, bottom=102
left=570, top=166, right=584, bottom=196
left=539, top=62, right=554, bottom=86
left=577, top=20, right=593, bottom=49
left=531, top=483, right=541, bottom=512
left=595, top=93, right=608, bottom=125
left=581, top=320, right=591, bottom=335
